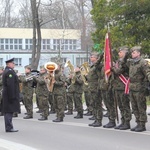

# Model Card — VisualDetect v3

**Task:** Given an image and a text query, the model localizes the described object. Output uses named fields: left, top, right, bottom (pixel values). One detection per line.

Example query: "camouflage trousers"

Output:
left=89, top=91, right=103, bottom=122
left=53, top=95, right=65, bottom=119
left=48, top=93, right=55, bottom=112
left=115, top=90, right=131, bottom=124
left=130, top=91, right=147, bottom=124
left=106, top=89, right=116, bottom=122
left=23, top=94, right=33, bottom=117
left=101, top=90, right=109, bottom=114
left=84, top=91, right=91, bottom=111
left=38, top=94, right=49, bottom=118
left=66, top=92, right=74, bottom=112
left=74, top=93, right=83, bottom=115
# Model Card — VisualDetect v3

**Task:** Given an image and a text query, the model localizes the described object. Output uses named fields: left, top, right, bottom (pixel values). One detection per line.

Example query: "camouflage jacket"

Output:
left=87, top=61, right=102, bottom=92
left=53, top=70, right=66, bottom=95
left=98, top=65, right=109, bottom=91
left=127, top=57, right=150, bottom=92
left=73, top=71, right=83, bottom=94
left=111, top=58, right=129, bottom=91
left=19, top=73, right=33, bottom=96
left=66, top=78, right=75, bottom=93
left=34, top=72, right=49, bottom=97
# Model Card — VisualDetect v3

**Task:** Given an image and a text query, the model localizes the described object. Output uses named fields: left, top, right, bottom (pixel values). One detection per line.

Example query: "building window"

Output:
left=14, top=58, right=22, bottom=66
left=25, top=39, right=33, bottom=50
left=0, top=58, right=3, bottom=66
left=42, top=39, right=51, bottom=50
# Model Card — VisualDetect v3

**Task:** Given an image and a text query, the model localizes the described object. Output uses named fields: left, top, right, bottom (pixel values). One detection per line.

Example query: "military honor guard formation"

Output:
left=0, top=45, right=150, bottom=133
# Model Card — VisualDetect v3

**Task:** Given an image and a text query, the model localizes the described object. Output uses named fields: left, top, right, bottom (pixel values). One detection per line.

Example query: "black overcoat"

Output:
left=2, top=66, right=20, bottom=113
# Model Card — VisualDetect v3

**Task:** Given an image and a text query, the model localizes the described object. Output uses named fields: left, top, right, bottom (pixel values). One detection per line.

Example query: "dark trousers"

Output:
left=4, top=113, right=13, bottom=131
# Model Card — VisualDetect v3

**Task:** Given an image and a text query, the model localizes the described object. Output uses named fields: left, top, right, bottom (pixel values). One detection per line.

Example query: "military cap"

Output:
left=24, top=65, right=32, bottom=70
left=130, top=46, right=142, bottom=53
left=118, top=46, right=129, bottom=52
left=5, top=58, right=14, bottom=63
left=0, top=66, right=4, bottom=70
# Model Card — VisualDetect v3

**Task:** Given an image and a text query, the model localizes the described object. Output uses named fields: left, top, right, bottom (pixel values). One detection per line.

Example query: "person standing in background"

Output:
left=2, top=58, right=20, bottom=132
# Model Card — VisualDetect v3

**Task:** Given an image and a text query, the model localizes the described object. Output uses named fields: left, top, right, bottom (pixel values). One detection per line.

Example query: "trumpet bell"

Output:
left=44, top=62, right=58, bottom=72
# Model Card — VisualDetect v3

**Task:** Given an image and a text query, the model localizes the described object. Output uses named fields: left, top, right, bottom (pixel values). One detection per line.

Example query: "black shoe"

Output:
left=148, top=112, right=150, bottom=115
left=53, top=118, right=63, bottom=122
left=84, top=112, right=92, bottom=116
left=89, top=116, right=95, bottom=120
left=88, top=121, right=96, bottom=126
left=38, top=116, right=48, bottom=121
left=6, top=129, right=19, bottom=132
left=23, top=115, right=33, bottom=119
left=103, top=112, right=109, bottom=117
left=65, top=111, right=73, bottom=115
left=74, top=114, right=83, bottom=119
left=103, top=122, right=116, bottom=128
left=120, top=124, right=130, bottom=130
left=114, top=123, right=124, bottom=129
left=131, top=124, right=140, bottom=131
left=92, top=121, right=102, bottom=127
left=135, top=126, right=146, bottom=132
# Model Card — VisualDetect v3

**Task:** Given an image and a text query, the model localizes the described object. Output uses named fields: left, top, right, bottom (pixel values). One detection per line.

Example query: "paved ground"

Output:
left=0, top=103, right=150, bottom=150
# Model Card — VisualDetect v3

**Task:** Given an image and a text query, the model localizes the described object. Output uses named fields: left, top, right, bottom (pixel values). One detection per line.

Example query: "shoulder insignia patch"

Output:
left=9, top=74, right=13, bottom=78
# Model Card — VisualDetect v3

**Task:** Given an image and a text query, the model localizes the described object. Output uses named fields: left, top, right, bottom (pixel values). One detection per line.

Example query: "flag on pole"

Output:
left=104, top=32, right=112, bottom=83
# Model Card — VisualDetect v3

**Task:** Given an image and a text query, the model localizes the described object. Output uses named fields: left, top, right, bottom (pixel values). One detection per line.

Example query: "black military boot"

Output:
left=130, top=122, right=140, bottom=131
left=38, top=116, right=48, bottom=121
left=114, top=123, right=124, bottom=129
left=88, top=120, right=96, bottom=126
left=23, top=115, right=33, bottom=119
left=103, top=121, right=116, bottom=128
left=74, top=113, right=83, bottom=119
left=84, top=111, right=92, bottom=116
left=120, top=123, right=130, bottom=130
left=134, top=122, right=146, bottom=132
left=65, top=111, right=73, bottom=115
left=89, top=116, right=95, bottom=120
left=92, top=120, right=102, bottom=127
left=53, top=118, right=63, bottom=122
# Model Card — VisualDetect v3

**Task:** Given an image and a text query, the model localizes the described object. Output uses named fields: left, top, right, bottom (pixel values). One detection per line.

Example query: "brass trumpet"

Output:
left=64, top=60, right=75, bottom=84
left=44, top=62, right=58, bottom=92
left=80, top=62, right=89, bottom=85
left=25, top=73, right=39, bottom=81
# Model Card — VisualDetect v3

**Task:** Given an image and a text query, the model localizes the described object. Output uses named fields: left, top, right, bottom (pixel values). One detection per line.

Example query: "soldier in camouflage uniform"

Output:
left=65, top=76, right=75, bottom=115
left=19, top=65, right=34, bottom=119
left=88, top=52, right=103, bottom=127
left=83, top=83, right=91, bottom=114
left=48, top=92, right=55, bottom=114
left=96, top=64, right=116, bottom=129
left=0, top=66, right=4, bottom=116
left=126, top=46, right=150, bottom=132
left=111, top=46, right=131, bottom=130
left=52, top=65, right=66, bottom=122
left=73, top=67, right=84, bottom=119
left=33, top=66, right=49, bottom=120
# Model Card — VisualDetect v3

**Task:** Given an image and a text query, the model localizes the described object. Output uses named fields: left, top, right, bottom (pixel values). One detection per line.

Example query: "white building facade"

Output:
left=0, top=28, right=90, bottom=72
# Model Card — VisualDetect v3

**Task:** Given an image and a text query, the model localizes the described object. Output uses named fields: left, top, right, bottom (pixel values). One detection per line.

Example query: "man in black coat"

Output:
left=2, top=58, right=20, bottom=132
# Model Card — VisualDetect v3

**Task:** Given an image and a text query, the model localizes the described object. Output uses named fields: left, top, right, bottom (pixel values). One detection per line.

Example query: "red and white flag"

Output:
left=104, top=33, right=112, bottom=83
